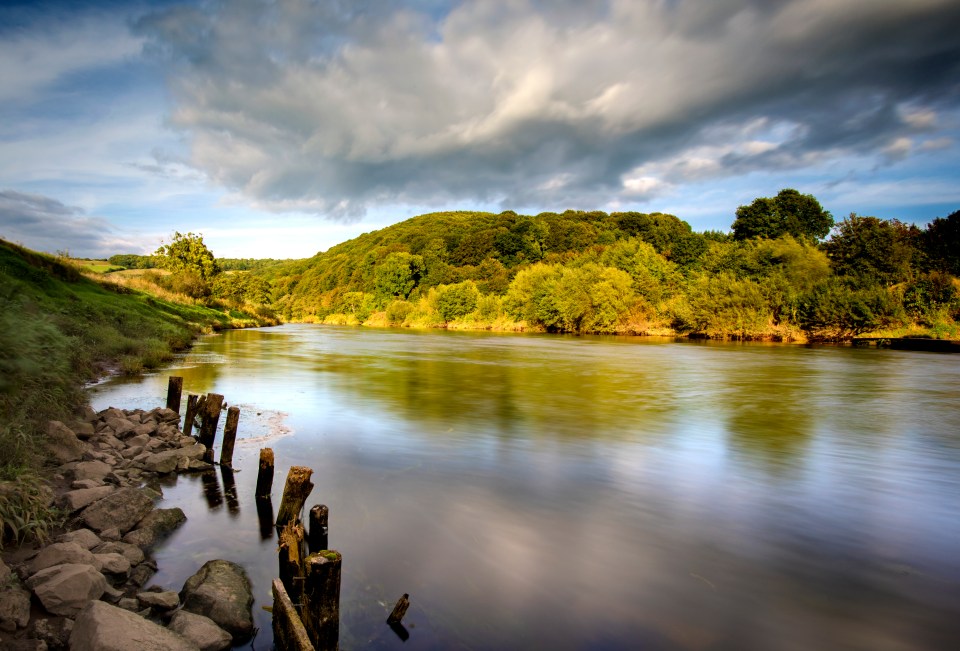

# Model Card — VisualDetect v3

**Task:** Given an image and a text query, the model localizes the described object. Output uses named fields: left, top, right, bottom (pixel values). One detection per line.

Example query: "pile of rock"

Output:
left=1, top=407, right=254, bottom=650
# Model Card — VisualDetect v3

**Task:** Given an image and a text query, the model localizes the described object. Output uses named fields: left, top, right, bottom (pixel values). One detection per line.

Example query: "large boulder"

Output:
left=180, top=560, right=254, bottom=643
left=92, top=541, right=144, bottom=566
left=143, top=444, right=206, bottom=474
left=71, top=460, right=113, bottom=482
left=28, top=541, right=98, bottom=575
left=25, top=563, right=106, bottom=617
left=80, top=487, right=154, bottom=534
left=168, top=611, right=233, bottom=651
left=44, top=420, right=88, bottom=464
left=57, top=528, right=102, bottom=550
left=58, top=485, right=115, bottom=512
left=69, top=600, right=199, bottom=651
left=122, top=507, right=186, bottom=549
left=0, top=587, right=31, bottom=632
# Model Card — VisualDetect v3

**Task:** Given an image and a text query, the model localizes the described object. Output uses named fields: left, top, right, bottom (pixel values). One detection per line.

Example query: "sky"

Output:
left=1, top=0, right=958, bottom=260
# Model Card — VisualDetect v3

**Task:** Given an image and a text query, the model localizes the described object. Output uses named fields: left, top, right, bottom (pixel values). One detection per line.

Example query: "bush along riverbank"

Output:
left=0, top=403, right=254, bottom=650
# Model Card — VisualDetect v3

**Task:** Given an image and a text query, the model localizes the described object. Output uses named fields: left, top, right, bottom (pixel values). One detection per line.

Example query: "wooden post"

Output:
left=279, top=520, right=307, bottom=606
left=201, top=470, right=223, bottom=510
left=256, top=496, right=275, bottom=541
left=387, top=594, right=410, bottom=625
left=220, top=466, right=240, bottom=516
left=308, top=505, right=329, bottom=554
left=166, top=376, right=183, bottom=414
left=272, top=579, right=315, bottom=651
left=256, top=448, right=275, bottom=498
left=198, top=392, right=224, bottom=462
left=302, top=551, right=341, bottom=651
left=220, top=406, right=240, bottom=468
left=276, top=466, right=314, bottom=529
left=183, top=394, right=202, bottom=437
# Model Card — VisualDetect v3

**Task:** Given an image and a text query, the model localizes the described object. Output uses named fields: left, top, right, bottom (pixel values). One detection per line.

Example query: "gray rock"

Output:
left=98, top=407, right=126, bottom=421
left=73, top=421, right=96, bottom=439
left=5, top=639, right=48, bottom=651
left=69, top=601, right=200, bottom=651
left=168, top=611, right=233, bottom=651
left=104, top=417, right=137, bottom=438
left=143, top=444, right=206, bottom=474
left=117, top=597, right=139, bottom=611
left=31, top=616, right=73, bottom=649
left=122, top=507, right=186, bottom=549
left=25, top=563, right=107, bottom=617
left=127, top=432, right=151, bottom=448
left=128, top=561, right=157, bottom=587
left=180, top=560, right=254, bottom=642
left=28, top=542, right=98, bottom=576
left=156, top=407, right=181, bottom=422
left=132, top=422, right=157, bottom=439
left=99, top=527, right=121, bottom=542
left=70, top=479, right=102, bottom=490
left=44, top=420, right=87, bottom=464
left=58, top=485, right=115, bottom=512
left=137, top=590, right=179, bottom=610
left=57, top=528, right=101, bottom=550
left=0, top=586, right=31, bottom=632
left=71, top=460, right=112, bottom=482
left=97, top=433, right=125, bottom=450
left=80, top=487, right=154, bottom=534
left=92, top=541, right=144, bottom=566
left=94, top=553, right=131, bottom=577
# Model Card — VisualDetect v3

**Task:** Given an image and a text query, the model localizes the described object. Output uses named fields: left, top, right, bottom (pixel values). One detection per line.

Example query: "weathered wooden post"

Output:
left=256, top=448, right=275, bottom=498
left=256, top=496, right=275, bottom=541
left=272, top=579, right=315, bottom=651
left=279, top=520, right=307, bottom=605
left=308, top=505, right=329, bottom=553
left=302, top=551, right=341, bottom=651
left=220, top=406, right=240, bottom=468
left=276, top=466, right=314, bottom=529
left=387, top=594, right=410, bottom=625
left=183, top=394, right=202, bottom=437
left=198, top=392, right=224, bottom=462
left=166, top=376, right=183, bottom=414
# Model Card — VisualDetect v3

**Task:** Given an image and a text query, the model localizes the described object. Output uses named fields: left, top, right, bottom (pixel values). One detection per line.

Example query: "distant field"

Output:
left=68, top=259, right=124, bottom=273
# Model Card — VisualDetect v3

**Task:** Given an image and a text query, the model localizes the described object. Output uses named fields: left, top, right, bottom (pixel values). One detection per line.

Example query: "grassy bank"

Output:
left=0, top=240, right=273, bottom=544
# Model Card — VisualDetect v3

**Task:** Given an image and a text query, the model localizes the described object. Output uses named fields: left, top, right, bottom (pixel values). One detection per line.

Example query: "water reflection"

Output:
left=87, top=325, right=960, bottom=651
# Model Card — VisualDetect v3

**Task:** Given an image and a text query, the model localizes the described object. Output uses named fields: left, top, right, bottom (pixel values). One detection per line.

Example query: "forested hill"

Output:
left=258, top=194, right=960, bottom=342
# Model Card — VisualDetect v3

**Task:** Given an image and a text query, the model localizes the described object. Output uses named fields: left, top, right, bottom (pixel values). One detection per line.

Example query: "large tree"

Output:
left=732, top=189, right=833, bottom=241
left=154, top=232, right=220, bottom=281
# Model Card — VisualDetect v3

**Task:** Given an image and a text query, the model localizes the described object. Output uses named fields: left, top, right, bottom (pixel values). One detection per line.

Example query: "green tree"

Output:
left=732, top=189, right=833, bottom=241
left=923, top=209, right=960, bottom=275
left=435, top=281, right=480, bottom=322
left=154, top=232, right=220, bottom=280
left=374, top=252, right=424, bottom=299
left=823, top=214, right=920, bottom=285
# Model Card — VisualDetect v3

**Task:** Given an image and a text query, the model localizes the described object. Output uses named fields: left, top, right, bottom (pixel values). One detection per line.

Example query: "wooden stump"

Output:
left=276, top=466, right=314, bottom=529
left=302, top=551, right=341, bottom=651
left=166, top=376, right=183, bottom=414
left=220, top=406, right=240, bottom=468
left=198, top=392, right=224, bottom=462
left=279, top=520, right=307, bottom=606
left=387, top=594, right=410, bottom=625
left=183, top=394, right=202, bottom=437
left=256, top=448, right=275, bottom=498
left=308, top=505, right=329, bottom=553
left=272, top=579, right=316, bottom=651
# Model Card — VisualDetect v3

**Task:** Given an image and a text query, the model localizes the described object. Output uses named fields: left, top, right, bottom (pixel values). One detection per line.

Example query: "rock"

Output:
left=70, top=479, right=102, bottom=490
left=1, top=557, right=11, bottom=586
left=0, top=586, right=31, bottom=632
left=5, top=639, right=48, bottom=651
left=31, top=616, right=73, bottom=649
left=73, top=421, right=96, bottom=439
left=122, top=508, right=186, bottom=549
left=168, top=611, right=233, bottom=651
left=92, top=541, right=144, bottom=566
left=127, top=432, right=151, bottom=448
left=117, top=597, right=139, bottom=611
left=44, top=421, right=87, bottom=464
left=28, top=542, right=98, bottom=576
left=143, top=444, right=206, bottom=474
left=80, top=487, right=154, bottom=534
left=69, top=601, right=200, bottom=651
left=94, top=553, right=131, bottom=577
left=132, top=422, right=157, bottom=439
left=156, top=407, right=181, bottom=423
left=57, top=528, right=101, bottom=550
left=101, top=583, right=124, bottom=603
left=137, top=590, right=179, bottom=610
left=180, top=560, right=254, bottom=642
left=99, top=528, right=121, bottom=542
left=97, top=433, right=125, bottom=450
left=25, top=563, right=107, bottom=617
left=98, top=407, right=126, bottom=421
left=58, top=485, right=115, bottom=512
left=128, top=561, right=157, bottom=588
left=79, top=404, right=98, bottom=422
left=104, top=417, right=137, bottom=438
left=71, top=460, right=112, bottom=482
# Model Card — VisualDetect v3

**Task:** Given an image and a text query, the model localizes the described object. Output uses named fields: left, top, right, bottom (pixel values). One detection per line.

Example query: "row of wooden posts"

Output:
left=164, top=377, right=409, bottom=651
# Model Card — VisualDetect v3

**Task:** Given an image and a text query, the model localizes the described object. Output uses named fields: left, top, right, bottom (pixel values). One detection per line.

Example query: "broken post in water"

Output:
left=256, top=448, right=275, bottom=498
left=220, top=405, right=240, bottom=468
left=387, top=594, right=410, bottom=625
left=276, top=466, right=314, bottom=529
left=279, top=520, right=307, bottom=606
left=198, top=392, right=224, bottom=462
left=272, top=578, right=315, bottom=651
left=166, top=376, right=183, bottom=414
left=302, top=551, right=342, bottom=651
left=183, top=394, right=201, bottom=437
left=308, top=505, right=329, bottom=553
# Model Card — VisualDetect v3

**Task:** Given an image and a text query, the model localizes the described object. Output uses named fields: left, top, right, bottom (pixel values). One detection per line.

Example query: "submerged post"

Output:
left=256, top=448, right=275, bottom=498
left=279, top=520, right=307, bottom=606
left=166, top=376, right=183, bottom=414
left=183, top=394, right=202, bottom=437
left=302, top=551, right=341, bottom=651
left=198, top=392, right=224, bottom=462
left=220, top=406, right=240, bottom=468
left=276, top=466, right=314, bottom=529
left=308, top=505, right=329, bottom=553
left=387, top=594, right=410, bottom=625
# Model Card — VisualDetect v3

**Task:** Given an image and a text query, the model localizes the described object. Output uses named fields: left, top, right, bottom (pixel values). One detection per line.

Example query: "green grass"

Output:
left=0, top=239, right=274, bottom=545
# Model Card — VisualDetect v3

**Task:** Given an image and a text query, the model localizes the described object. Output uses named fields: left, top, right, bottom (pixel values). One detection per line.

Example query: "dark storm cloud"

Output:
left=0, top=190, right=139, bottom=257
left=136, top=0, right=960, bottom=218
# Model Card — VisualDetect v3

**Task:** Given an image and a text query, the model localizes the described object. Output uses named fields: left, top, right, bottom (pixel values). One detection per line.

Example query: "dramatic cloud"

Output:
left=136, top=0, right=960, bottom=219
left=0, top=190, right=143, bottom=257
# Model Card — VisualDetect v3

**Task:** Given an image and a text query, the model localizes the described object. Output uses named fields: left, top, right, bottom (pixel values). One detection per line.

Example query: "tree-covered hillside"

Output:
left=259, top=194, right=960, bottom=341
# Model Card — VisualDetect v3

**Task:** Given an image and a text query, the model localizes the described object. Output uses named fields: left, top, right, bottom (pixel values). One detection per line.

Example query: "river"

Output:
left=87, top=324, right=960, bottom=650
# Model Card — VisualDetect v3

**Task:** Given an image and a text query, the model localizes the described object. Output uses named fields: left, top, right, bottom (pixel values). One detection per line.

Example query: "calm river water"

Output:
left=87, top=324, right=960, bottom=650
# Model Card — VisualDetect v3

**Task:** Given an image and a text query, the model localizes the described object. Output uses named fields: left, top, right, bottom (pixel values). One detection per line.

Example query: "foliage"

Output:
left=0, top=476, right=61, bottom=547
left=435, top=281, right=480, bottom=322
left=824, top=214, right=920, bottom=285
left=923, top=210, right=960, bottom=276
left=108, top=253, right=156, bottom=269
left=374, top=252, right=425, bottom=300
left=732, top=189, right=833, bottom=241
left=155, top=232, right=220, bottom=281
